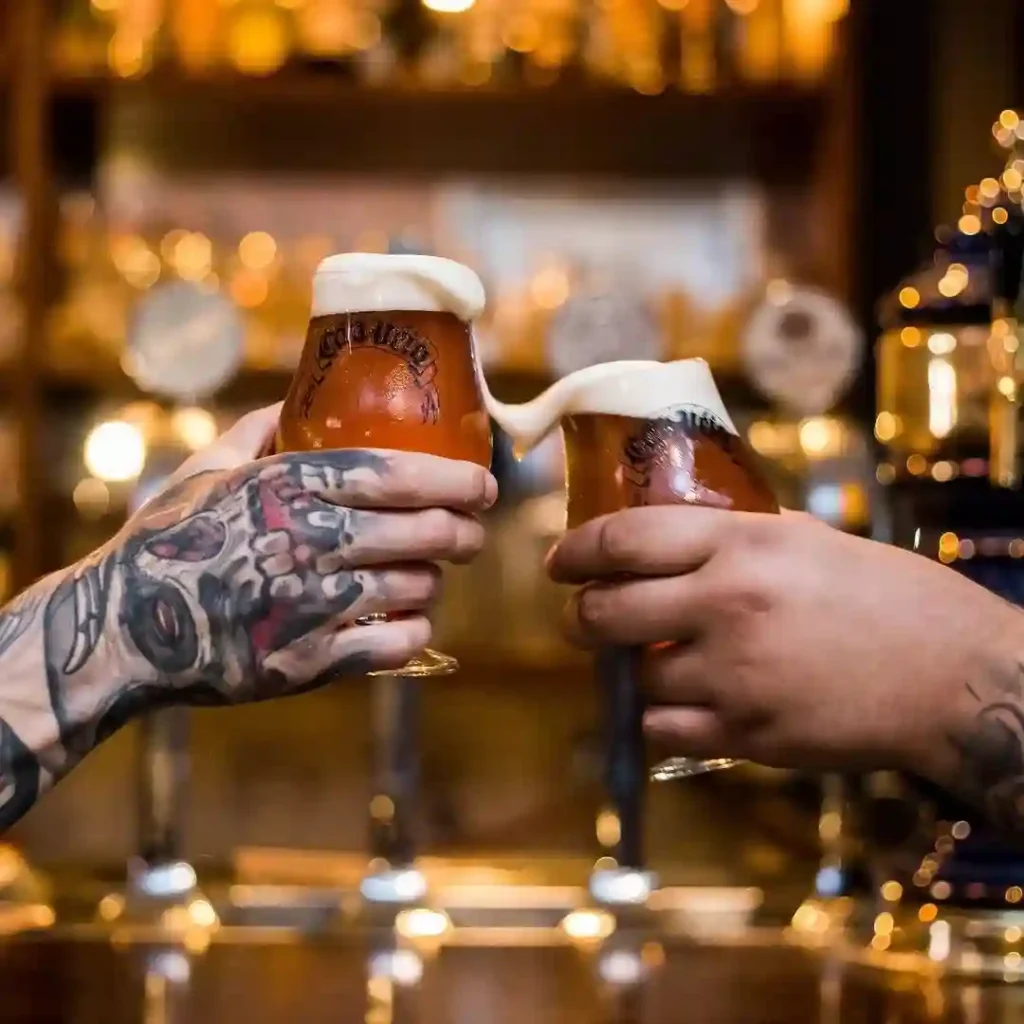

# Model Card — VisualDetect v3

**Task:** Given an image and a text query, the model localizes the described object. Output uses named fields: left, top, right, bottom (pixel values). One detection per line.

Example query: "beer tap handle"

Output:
left=131, top=707, right=196, bottom=901
left=362, top=674, right=426, bottom=906
left=590, top=647, right=656, bottom=906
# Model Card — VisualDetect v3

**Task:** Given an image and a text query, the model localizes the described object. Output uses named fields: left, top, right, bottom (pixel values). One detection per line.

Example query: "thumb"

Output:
left=167, top=402, right=283, bottom=485
left=217, top=402, right=283, bottom=462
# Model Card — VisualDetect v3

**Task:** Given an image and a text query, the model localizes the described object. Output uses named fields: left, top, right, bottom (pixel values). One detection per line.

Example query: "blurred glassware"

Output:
left=54, top=0, right=846, bottom=91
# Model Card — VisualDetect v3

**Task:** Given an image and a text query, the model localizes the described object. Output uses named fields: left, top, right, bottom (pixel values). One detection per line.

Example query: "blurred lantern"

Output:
left=859, top=189, right=1024, bottom=979
left=875, top=211, right=1024, bottom=552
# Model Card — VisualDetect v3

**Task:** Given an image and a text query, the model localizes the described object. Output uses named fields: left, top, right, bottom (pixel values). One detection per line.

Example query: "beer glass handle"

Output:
left=134, top=707, right=191, bottom=888
left=599, top=646, right=646, bottom=869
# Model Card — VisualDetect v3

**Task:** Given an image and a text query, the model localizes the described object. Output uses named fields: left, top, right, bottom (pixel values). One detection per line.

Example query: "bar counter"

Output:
left=0, top=932, right=1019, bottom=1023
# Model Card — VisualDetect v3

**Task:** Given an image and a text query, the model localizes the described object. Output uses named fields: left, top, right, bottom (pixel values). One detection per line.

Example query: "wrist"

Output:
left=917, top=606, right=1024, bottom=831
left=42, top=546, right=167, bottom=764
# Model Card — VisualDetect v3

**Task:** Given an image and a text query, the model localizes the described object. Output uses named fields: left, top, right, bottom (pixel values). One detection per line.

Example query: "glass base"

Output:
left=368, top=647, right=459, bottom=678
left=650, top=757, right=745, bottom=781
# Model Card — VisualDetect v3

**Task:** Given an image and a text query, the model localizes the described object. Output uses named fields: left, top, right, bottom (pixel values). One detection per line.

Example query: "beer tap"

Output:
left=589, top=647, right=656, bottom=909
left=128, top=707, right=198, bottom=913
left=97, top=447, right=206, bottom=933
left=361, top=671, right=428, bottom=908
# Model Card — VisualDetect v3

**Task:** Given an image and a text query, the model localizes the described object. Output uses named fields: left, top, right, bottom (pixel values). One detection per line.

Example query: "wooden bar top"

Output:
left=0, top=934, right=1021, bottom=1023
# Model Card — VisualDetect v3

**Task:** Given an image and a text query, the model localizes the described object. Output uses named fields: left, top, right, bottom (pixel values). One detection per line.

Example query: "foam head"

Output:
left=312, top=253, right=486, bottom=322
left=483, top=358, right=737, bottom=455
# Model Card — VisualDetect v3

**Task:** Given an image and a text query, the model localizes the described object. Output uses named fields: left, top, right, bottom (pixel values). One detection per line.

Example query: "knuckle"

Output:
left=381, top=463, right=421, bottom=506
left=596, top=515, right=638, bottom=568
left=577, top=584, right=614, bottom=631
left=419, top=508, right=460, bottom=553
left=706, top=564, right=775, bottom=621
left=420, top=564, right=444, bottom=602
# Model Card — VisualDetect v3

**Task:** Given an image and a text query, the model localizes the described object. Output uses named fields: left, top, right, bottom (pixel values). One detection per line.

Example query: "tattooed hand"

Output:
left=548, top=507, right=1024, bottom=832
left=0, top=404, right=495, bottom=829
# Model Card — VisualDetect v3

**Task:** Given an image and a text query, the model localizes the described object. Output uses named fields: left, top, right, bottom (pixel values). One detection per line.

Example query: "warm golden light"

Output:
left=918, top=903, right=938, bottom=923
left=171, top=407, right=219, bottom=451
left=999, top=109, right=1021, bottom=131
left=798, top=417, right=839, bottom=456
left=422, top=0, right=477, bottom=13
left=898, top=286, right=920, bottom=309
left=394, top=908, right=451, bottom=940
left=187, top=898, right=219, bottom=929
left=1003, top=168, right=1023, bottom=192
left=900, top=326, right=921, bottom=348
left=870, top=410, right=896, bottom=441
left=980, top=176, right=1002, bottom=199
left=937, top=263, right=968, bottom=298
left=73, top=477, right=112, bottom=518
left=873, top=911, right=894, bottom=936
left=560, top=908, right=616, bottom=941
left=530, top=265, right=571, bottom=309
left=959, top=214, right=982, bottom=235
left=880, top=881, right=903, bottom=903
left=239, top=231, right=278, bottom=271
left=84, top=421, right=146, bottom=483
left=97, top=894, right=124, bottom=922
left=596, top=809, right=622, bottom=848
left=993, top=207, right=1010, bottom=225
left=172, top=232, right=213, bottom=282
left=227, top=7, right=290, bottom=75
left=1007, top=886, right=1024, bottom=904
left=369, top=794, right=395, bottom=822
left=927, top=332, right=956, bottom=356
left=230, top=270, right=270, bottom=308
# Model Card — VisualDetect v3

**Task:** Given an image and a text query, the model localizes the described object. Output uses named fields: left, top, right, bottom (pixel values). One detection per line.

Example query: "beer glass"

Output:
left=486, top=359, right=779, bottom=784
left=270, top=253, right=492, bottom=904
left=271, top=253, right=493, bottom=677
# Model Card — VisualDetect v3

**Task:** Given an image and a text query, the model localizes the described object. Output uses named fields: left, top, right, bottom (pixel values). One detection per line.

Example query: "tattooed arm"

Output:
left=0, top=407, right=495, bottom=831
left=943, top=660, right=1024, bottom=833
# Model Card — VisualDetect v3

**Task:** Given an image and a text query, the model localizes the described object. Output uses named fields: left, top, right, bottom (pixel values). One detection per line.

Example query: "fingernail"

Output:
left=482, top=472, right=498, bottom=508
left=543, top=542, right=559, bottom=572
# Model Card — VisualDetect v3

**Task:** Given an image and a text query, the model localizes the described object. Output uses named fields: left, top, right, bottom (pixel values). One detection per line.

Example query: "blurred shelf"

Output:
left=48, top=73, right=826, bottom=181
left=41, top=363, right=293, bottom=407
left=36, top=357, right=773, bottom=414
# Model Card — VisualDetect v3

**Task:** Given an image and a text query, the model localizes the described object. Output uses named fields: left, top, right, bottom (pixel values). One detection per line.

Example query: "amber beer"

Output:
left=272, top=253, right=493, bottom=678
left=562, top=405, right=779, bottom=529
left=273, top=253, right=492, bottom=466
left=550, top=361, right=778, bottom=811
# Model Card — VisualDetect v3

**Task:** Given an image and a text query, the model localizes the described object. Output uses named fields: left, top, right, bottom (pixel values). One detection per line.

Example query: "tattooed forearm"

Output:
left=947, top=661, right=1024, bottom=832
left=42, top=451, right=391, bottom=764
left=0, top=441, right=479, bottom=831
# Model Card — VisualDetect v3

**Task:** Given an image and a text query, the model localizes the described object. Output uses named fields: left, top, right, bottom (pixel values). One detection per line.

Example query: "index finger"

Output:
left=547, top=505, right=732, bottom=584
left=274, top=448, right=497, bottom=513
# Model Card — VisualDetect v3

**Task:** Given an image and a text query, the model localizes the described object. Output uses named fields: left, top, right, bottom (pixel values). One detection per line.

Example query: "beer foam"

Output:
left=312, top=253, right=486, bottom=322
left=484, top=358, right=737, bottom=454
